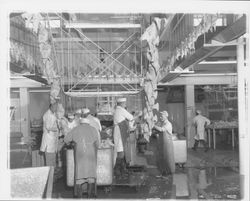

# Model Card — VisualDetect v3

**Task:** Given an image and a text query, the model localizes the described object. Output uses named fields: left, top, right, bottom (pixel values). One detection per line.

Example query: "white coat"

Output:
left=40, top=109, right=59, bottom=153
left=193, top=114, right=210, bottom=140
left=86, top=114, right=102, bottom=143
left=68, top=119, right=78, bottom=130
left=161, top=119, right=173, bottom=134
left=113, top=106, right=134, bottom=164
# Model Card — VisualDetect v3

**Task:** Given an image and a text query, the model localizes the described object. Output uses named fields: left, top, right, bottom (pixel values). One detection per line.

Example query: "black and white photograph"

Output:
left=0, top=0, right=249, bottom=200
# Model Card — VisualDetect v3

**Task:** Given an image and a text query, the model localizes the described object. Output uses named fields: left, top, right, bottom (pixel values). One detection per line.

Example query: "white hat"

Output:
left=80, top=118, right=90, bottom=124
left=160, top=110, right=169, bottom=117
left=75, top=109, right=82, bottom=114
left=117, top=97, right=126, bottom=103
left=68, top=114, right=74, bottom=119
left=82, top=108, right=90, bottom=114
left=196, top=110, right=201, bottom=114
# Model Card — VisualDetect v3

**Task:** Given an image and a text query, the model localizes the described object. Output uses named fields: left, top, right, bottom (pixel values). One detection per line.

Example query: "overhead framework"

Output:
left=45, top=13, right=144, bottom=96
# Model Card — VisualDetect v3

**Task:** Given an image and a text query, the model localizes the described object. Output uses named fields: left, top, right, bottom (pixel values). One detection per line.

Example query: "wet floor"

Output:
left=52, top=166, right=240, bottom=200
left=52, top=136, right=241, bottom=200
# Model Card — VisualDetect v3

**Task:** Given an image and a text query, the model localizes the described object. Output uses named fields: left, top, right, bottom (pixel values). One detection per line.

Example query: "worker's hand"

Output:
left=58, top=135, right=65, bottom=139
left=137, top=111, right=143, bottom=117
left=50, top=128, right=58, bottom=132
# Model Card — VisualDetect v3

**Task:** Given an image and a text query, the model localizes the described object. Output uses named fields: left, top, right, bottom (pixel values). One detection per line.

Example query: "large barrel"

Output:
left=66, top=147, right=113, bottom=187
left=66, top=149, right=74, bottom=187
left=173, top=139, right=187, bottom=164
left=96, top=147, right=113, bottom=186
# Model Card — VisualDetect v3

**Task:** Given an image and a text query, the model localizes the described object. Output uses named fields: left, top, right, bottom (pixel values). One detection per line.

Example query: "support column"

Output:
left=185, top=85, right=195, bottom=148
left=237, top=36, right=249, bottom=200
left=20, top=88, right=30, bottom=141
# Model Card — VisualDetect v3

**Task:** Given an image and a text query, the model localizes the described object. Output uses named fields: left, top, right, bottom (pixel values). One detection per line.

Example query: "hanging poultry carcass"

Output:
left=146, top=48, right=153, bottom=62
left=141, top=121, right=151, bottom=142
left=21, top=13, right=43, bottom=34
left=141, top=17, right=167, bottom=52
left=152, top=102, right=159, bottom=111
left=56, top=103, right=65, bottom=119
left=148, top=95, right=155, bottom=107
left=50, top=78, right=61, bottom=104
left=44, top=58, right=57, bottom=84
left=141, top=18, right=160, bottom=51
left=39, top=43, right=52, bottom=59
left=145, top=64, right=157, bottom=81
left=38, top=27, right=49, bottom=44
left=151, top=79, right=158, bottom=91
left=143, top=107, right=149, bottom=121
left=146, top=116, right=154, bottom=133
left=152, top=89, right=158, bottom=100
left=150, top=46, right=159, bottom=63
left=145, top=101, right=154, bottom=119
left=153, top=114, right=158, bottom=123
left=144, top=80, right=154, bottom=100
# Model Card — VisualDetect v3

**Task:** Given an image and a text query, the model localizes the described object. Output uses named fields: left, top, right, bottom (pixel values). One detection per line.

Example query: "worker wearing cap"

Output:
left=72, top=109, right=82, bottom=127
left=113, top=97, right=134, bottom=178
left=154, top=111, right=173, bottom=135
left=65, top=110, right=81, bottom=134
left=64, top=117, right=99, bottom=198
left=192, top=110, right=210, bottom=152
left=67, top=113, right=77, bottom=130
left=153, top=110, right=173, bottom=176
left=40, top=103, right=59, bottom=167
left=82, top=108, right=101, bottom=144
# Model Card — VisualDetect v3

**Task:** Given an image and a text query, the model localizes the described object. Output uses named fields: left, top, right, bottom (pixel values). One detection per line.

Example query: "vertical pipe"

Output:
left=185, top=85, right=195, bottom=148
left=237, top=36, right=248, bottom=200
left=20, top=88, right=30, bottom=141
left=140, top=17, right=143, bottom=76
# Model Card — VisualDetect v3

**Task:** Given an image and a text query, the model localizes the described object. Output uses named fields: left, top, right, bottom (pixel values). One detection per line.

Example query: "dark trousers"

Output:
left=114, top=151, right=127, bottom=177
left=45, top=152, right=56, bottom=167
left=193, top=140, right=208, bottom=151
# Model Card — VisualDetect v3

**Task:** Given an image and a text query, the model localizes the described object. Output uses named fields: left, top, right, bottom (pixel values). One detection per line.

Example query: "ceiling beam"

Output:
left=10, top=77, right=46, bottom=88
left=53, top=37, right=130, bottom=42
left=213, top=14, right=246, bottom=43
left=64, top=22, right=141, bottom=29
left=159, top=73, right=237, bottom=86
left=209, top=49, right=236, bottom=58
left=65, top=90, right=141, bottom=97
left=62, top=77, right=142, bottom=85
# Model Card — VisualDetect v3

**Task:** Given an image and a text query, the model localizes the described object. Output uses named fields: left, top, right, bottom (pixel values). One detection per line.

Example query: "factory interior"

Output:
left=2, top=4, right=250, bottom=200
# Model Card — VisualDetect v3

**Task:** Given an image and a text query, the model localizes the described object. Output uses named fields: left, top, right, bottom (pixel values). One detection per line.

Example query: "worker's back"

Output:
left=65, top=122, right=99, bottom=180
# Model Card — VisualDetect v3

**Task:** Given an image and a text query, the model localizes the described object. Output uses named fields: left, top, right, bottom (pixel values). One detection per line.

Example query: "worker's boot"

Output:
left=87, top=183, right=93, bottom=198
left=76, top=184, right=82, bottom=198
left=201, top=140, right=209, bottom=152
left=120, top=158, right=128, bottom=178
left=81, top=183, right=88, bottom=198
left=192, top=140, right=199, bottom=151
left=88, top=182, right=97, bottom=198
left=114, top=158, right=122, bottom=179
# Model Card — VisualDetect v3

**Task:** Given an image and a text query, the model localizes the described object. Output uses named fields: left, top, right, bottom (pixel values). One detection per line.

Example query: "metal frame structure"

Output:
left=46, top=13, right=143, bottom=95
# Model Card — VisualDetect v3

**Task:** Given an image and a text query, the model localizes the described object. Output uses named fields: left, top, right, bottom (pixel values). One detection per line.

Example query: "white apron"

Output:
left=113, top=124, right=123, bottom=165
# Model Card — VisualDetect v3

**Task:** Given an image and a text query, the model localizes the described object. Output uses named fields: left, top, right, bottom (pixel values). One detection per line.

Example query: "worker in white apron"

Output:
left=113, top=98, right=134, bottom=178
left=82, top=108, right=102, bottom=144
left=192, top=110, right=211, bottom=152
left=40, top=103, right=59, bottom=167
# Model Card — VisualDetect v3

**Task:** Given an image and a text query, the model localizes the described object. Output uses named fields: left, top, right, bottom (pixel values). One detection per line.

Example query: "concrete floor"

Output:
left=50, top=137, right=240, bottom=200
left=9, top=134, right=241, bottom=199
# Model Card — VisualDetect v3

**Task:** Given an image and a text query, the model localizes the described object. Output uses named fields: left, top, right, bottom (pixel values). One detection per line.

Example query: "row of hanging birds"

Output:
left=140, top=17, right=168, bottom=141
left=22, top=13, right=61, bottom=105
left=163, top=14, right=218, bottom=76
